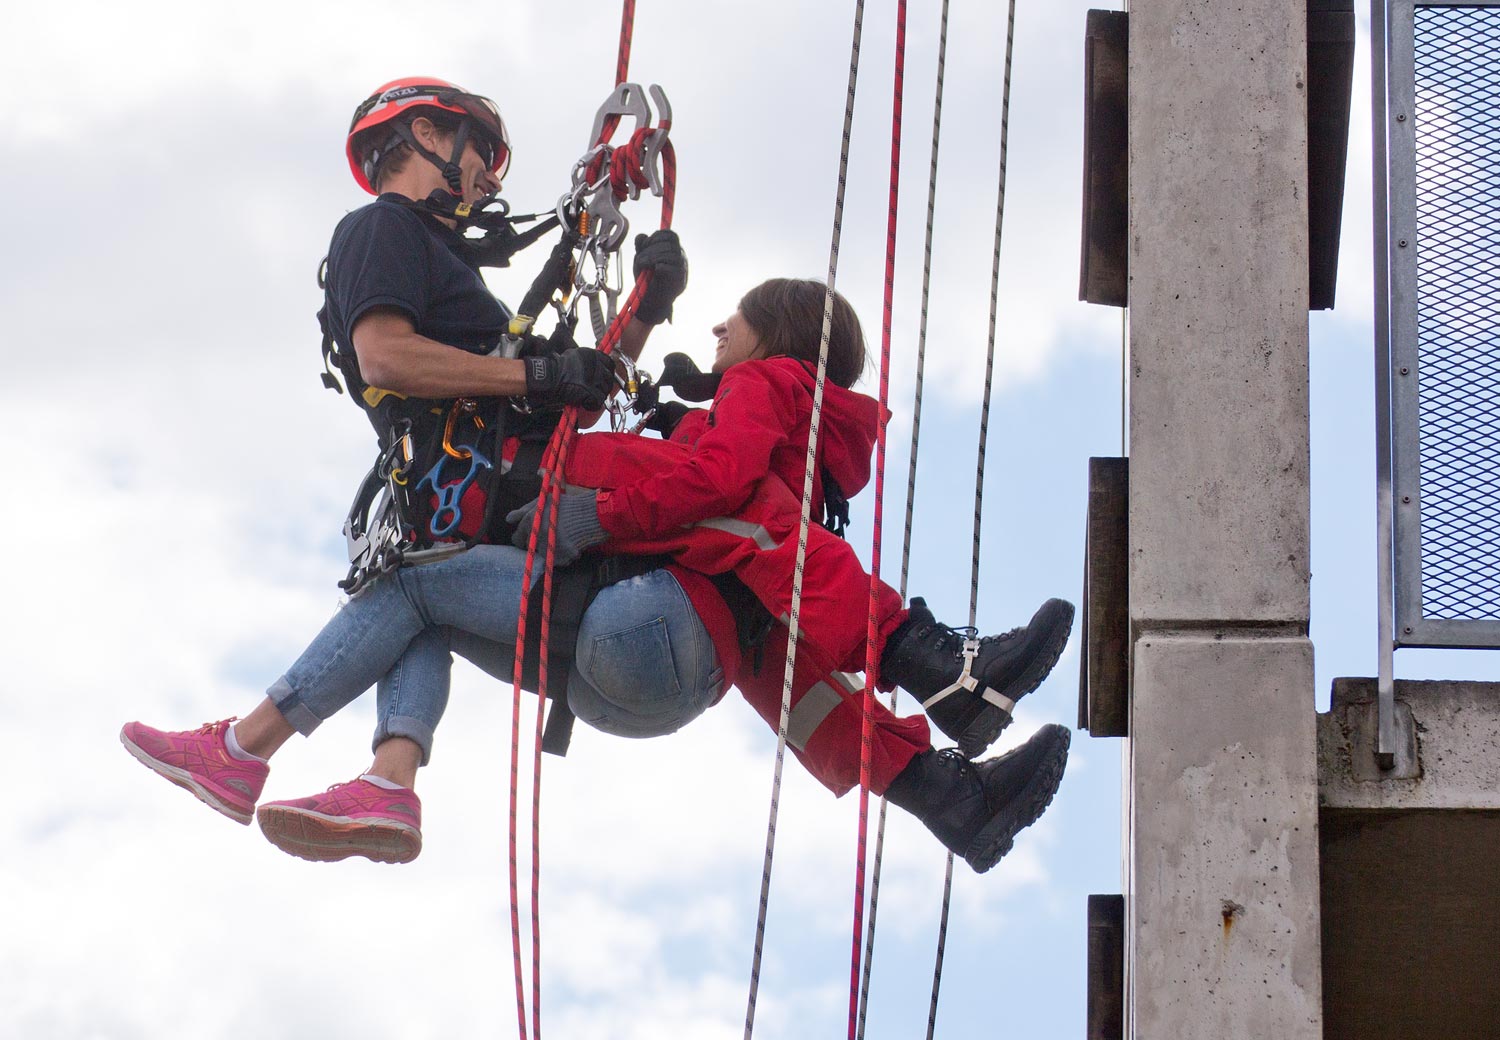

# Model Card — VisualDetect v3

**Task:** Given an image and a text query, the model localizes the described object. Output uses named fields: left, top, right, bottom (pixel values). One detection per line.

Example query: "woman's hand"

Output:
left=506, top=490, right=608, bottom=566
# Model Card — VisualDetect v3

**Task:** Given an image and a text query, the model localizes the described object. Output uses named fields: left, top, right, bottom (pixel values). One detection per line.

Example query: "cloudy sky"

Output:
left=5, top=1, right=1494, bottom=1038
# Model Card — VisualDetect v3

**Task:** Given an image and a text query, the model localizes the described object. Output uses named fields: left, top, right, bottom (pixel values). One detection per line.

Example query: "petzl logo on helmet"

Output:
left=380, top=86, right=423, bottom=103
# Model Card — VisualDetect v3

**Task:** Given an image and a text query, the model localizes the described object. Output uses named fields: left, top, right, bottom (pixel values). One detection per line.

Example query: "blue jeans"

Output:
left=267, top=545, right=724, bottom=764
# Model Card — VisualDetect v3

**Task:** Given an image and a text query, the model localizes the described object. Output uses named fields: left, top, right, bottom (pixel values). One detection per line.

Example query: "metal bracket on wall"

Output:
left=1079, top=10, right=1128, bottom=309
left=1077, top=0, right=1354, bottom=310
left=1079, top=457, right=1130, bottom=737
left=1088, top=894, right=1126, bottom=1040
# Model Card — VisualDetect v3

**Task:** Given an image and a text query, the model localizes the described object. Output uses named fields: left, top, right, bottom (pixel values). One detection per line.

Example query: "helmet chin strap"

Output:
left=391, top=117, right=472, bottom=196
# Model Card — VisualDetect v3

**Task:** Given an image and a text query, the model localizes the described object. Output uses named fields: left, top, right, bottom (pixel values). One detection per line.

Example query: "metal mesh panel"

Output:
left=1411, top=6, right=1500, bottom=623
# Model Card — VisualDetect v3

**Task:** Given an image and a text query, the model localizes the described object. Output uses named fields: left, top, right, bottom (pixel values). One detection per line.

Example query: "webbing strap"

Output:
left=918, top=643, right=1017, bottom=714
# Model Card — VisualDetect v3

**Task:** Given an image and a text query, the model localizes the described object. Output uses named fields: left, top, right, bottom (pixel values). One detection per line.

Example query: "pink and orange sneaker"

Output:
left=119, top=719, right=269, bottom=825
left=257, top=779, right=422, bottom=865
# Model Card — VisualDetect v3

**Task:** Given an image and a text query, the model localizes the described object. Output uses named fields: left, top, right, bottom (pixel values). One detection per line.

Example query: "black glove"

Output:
left=632, top=229, right=688, bottom=326
left=543, top=321, right=580, bottom=355
left=523, top=347, right=615, bottom=409
left=506, top=490, right=608, bottom=566
left=642, top=400, right=691, bottom=437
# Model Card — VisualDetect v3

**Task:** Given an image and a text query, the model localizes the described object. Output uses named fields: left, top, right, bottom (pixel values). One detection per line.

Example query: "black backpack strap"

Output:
left=523, top=553, right=676, bottom=757
left=521, top=560, right=594, bottom=758
left=708, top=571, right=776, bottom=673
left=820, top=468, right=850, bottom=539
left=316, top=257, right=349, bottom=395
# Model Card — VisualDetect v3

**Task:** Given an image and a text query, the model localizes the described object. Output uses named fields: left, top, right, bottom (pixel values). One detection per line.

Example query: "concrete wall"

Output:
left=1318, top=679, right=1500, bottom=1039
left=1320, top=677, right=1500, bottom=808
left=1125, top=0, right=1322, bottom=1035
left=1128, top=0, right=1312, bottom=626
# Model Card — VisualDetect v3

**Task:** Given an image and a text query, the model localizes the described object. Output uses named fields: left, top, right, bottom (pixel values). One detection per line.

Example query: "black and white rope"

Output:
left=931, top=1, right=1018, bottom=1035
left=742, top=2, right=865, bottom=1036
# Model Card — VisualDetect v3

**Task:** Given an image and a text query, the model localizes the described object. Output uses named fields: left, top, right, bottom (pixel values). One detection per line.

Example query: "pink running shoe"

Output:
left=257, top=779, right=422, bottom=864
left=119, top=719, right=269, bottom=825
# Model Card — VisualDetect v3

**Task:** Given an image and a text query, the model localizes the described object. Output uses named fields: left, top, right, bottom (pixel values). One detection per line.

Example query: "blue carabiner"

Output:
left=416, top=445, right=494, bottom=538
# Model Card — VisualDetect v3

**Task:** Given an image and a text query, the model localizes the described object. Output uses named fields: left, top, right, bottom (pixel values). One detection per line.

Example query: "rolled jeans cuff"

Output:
left=267, top=676, right=325, bottom=737
left=373, top=714, right=436, bottom=767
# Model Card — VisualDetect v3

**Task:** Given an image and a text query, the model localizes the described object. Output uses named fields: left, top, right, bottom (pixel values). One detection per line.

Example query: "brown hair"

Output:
left=737, top=278, right=867, bottom=389
left=353, top=112, right=463, bottom=192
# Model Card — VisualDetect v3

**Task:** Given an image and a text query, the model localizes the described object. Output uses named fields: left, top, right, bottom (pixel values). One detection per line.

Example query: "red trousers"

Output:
left=563, top=432, right=928, bottom=794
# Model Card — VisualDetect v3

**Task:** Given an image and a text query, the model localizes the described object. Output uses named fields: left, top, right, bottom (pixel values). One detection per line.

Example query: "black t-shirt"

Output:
left=323, top=194, right=511, bottom=359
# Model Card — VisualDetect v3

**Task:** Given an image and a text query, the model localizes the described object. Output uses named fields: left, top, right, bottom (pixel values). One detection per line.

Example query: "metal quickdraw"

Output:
left=340, top=430, right=419, bottom=595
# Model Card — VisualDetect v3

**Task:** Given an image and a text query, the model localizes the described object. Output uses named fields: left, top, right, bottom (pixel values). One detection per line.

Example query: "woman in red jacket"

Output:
left=516, top=278, right=1076, bottom=870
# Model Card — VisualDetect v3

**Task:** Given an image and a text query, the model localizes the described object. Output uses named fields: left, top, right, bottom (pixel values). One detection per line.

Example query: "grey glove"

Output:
left=506, top=490, right=608, bottom=567
left=523, top=347, right=615, bottom=409
left=632, top=229, right=688, bottom=325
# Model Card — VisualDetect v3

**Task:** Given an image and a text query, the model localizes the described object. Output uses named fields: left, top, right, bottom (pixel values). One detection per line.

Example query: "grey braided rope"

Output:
left=972, top=0, right=1015, bottom=633
left=742, top=2, right=865, bottom=1036
left=856, top=0, right=949, bottom=1036
left=931, top=1, right=1018, bottom=1035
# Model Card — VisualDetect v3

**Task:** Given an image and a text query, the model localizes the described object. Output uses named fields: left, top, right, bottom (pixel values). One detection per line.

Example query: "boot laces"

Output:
left=921, top=619, right=1022, bottom=659
left=915, top=619, right=977, bottom=656
left=936, top=746, right=978, bottom=774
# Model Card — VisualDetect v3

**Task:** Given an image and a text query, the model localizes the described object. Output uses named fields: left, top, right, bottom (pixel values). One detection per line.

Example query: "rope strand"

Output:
left=929, top=2, right=1019, bottom=1035
left=506, top=5, right=665, bottom=1032
left=857, top=0, right=947, bottom=1033
left=742, top=3, right=865, bottom=1036
left=849, top=0, right=906, bottom=1036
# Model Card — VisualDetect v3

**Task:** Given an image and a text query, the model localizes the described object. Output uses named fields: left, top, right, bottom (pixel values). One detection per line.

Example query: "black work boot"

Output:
left=885, top=724, right=1071, bottom=873
left=880, top=597, right=1075, bottom=757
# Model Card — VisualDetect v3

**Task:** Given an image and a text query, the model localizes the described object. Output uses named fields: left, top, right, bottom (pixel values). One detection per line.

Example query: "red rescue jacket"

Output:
left=566, top=357, right=907, bottom=676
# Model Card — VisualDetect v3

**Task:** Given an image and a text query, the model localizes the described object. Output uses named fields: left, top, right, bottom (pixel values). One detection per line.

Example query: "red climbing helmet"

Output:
left=346, top=76, right=512, bottom=194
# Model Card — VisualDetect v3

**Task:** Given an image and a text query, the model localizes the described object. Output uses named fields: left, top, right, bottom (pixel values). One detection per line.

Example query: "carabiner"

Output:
left=441, top=399, right=482, bottom=460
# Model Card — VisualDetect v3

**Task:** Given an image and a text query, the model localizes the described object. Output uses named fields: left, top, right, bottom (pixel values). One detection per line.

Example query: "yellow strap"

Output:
left=362, top=385, right=408, bottom=409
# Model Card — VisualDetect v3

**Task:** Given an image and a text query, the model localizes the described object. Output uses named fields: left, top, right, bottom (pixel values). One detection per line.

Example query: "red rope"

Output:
left=506, top=115, right=676, bottom=1039
left=615, top=0, right=636, bottom=88
left=849, top=0, right=905, bottom=1036
left=593, top=0, right=637, bottom=144
left=506, top=4, right=646, bottom=1034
